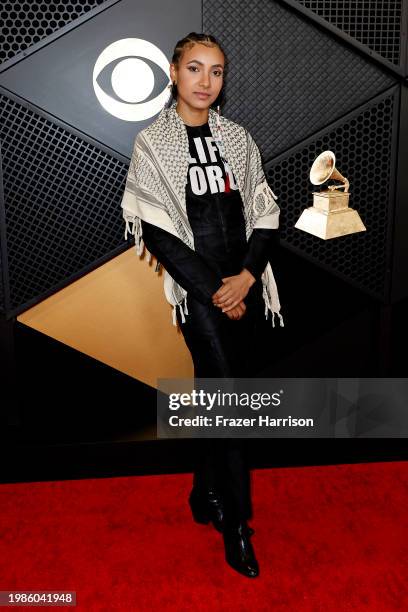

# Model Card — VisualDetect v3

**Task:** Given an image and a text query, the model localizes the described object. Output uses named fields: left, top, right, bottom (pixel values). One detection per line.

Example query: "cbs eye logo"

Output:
left=93, top=38, right=171, bottom=122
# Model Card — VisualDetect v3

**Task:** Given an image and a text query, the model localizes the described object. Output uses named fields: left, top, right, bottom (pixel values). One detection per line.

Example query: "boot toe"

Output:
left=223, top=521, right=259, bottom=578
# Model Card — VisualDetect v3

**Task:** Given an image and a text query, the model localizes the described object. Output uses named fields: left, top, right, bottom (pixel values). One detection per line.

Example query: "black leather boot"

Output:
left=222, top=520, right=259, bottom=578
left=188, top=486, right=225, bottom=533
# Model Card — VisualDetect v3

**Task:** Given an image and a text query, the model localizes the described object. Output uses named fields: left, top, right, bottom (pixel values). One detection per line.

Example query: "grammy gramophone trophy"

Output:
left=295, top=150, right=366, bottom=239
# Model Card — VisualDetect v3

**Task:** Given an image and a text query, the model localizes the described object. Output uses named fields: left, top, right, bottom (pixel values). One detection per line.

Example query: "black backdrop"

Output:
left=0, top=1, right=407, bottom=475
left=0, top=0, right=407, bottom=317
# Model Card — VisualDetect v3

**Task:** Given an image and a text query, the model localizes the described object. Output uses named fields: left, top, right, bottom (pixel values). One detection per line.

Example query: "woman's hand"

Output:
left=212, top=269, right=256, bottom=312
left=224, top=300, right=247, bottom=320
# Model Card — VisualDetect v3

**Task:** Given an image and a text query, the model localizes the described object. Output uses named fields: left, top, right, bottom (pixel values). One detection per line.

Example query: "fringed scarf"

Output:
left=121, top=100, right=284, bottom=328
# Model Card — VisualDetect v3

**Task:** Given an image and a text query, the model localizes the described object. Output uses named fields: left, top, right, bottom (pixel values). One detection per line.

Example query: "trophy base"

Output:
left=294, top=206, right=366, bottom=240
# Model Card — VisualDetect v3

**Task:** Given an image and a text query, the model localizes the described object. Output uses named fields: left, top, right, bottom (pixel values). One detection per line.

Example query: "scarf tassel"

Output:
left=171, top=295, right=189, bottom=326
left=124, top=214, right=146, bottom=257
left=125, top=214, right=284, bottom=329
left=262, top=277, right=285, bottom=328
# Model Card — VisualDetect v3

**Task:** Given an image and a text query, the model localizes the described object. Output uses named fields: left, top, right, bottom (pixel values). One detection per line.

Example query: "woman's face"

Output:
left=170, top=43, right=225, bottom=111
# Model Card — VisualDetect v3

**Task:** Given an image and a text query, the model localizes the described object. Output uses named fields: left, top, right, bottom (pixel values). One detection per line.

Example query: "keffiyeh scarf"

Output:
left=121, top=99, right=284, bottom=328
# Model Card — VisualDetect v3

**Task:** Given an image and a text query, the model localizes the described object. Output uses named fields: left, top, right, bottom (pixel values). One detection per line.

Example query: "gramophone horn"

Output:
left=310, top=150, right=349, bottom=192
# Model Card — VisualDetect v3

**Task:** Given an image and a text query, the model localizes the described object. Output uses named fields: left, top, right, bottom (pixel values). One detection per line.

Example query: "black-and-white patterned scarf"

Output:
left=121, top=100, right=284, bottom=328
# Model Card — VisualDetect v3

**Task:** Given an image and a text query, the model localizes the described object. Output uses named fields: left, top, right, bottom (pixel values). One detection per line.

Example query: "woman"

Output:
left=121, top=32, right=283, bottom=578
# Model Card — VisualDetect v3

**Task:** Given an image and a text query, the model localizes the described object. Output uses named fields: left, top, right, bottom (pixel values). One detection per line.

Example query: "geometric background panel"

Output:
left=0, top=93, right=128, bottom=313
left=0, top=150, right=6, bottom=312
left=0, top=246, right=5, bottom=313
left=0, top=0, right=201, bottom=157
left=204, top=0, right=396, bottom=159
left=0, top=0, right=109, bottom=65
left=0, top=0, right=404, bottom=318
left=296, top=0, right=404, bottom=66
left=264, top=88, right=397, bottom=300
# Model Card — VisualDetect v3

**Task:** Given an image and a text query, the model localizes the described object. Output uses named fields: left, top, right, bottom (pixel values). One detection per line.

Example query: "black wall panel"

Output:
left=0, top=0, right=109, bottom=65
left=0, top=93, right=128, bottom=312
left=0, top=0, right=201, bottom=317
left=204, top=0, right=396, bottom=157
left=297, top=0, right=405, bottom=67
left=264, top=88, right=398, bottom=300
left=0, top=147, right=5, bottom=313
left=0, top=0, right=406, bottom=319
left=203, top=0, right=407, bottom=303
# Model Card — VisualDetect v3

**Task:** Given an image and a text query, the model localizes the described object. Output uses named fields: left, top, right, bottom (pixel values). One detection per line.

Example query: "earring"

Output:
left=216, top=104, right=221, bottom=129
left=166, top=82, right=174, bottom=107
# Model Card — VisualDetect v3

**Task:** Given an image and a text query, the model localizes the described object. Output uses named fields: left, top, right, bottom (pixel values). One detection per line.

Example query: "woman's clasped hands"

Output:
left=212, top=268, right=256, bottom=321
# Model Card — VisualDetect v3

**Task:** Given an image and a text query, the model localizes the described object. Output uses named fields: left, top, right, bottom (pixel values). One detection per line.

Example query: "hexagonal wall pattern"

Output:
left=0, top=0, right=403, bottom=315
left=0, top=250, right=4, bottom=312
left=204, top=0, right=395, bottom=159
left=204, top=0, right=400, bottom=301
left=264, top=90, right=396, bottom=300
left=0, top=94, right=128, bottom=312
left=297, top=0, right=403, bottom=66
left=0, top=0, right=108, bottom=65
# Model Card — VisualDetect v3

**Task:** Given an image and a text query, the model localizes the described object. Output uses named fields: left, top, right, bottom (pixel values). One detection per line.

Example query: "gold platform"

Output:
left=17, top=248, right=193, bottom=389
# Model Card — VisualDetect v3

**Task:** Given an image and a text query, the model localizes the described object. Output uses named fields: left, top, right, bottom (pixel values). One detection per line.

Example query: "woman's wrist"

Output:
left=240, top=267, right=256, bottom=287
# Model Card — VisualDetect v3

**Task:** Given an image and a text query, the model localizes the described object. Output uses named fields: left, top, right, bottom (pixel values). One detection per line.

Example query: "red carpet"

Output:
left=1, top=461, right=407, bottom=610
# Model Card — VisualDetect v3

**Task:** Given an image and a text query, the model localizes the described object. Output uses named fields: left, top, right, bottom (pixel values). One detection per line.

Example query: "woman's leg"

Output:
left=177, top=279, right=264, bottom=378
left=176, top=282, right=264, bottom=521
left=177, top=294, right=241, bottom=504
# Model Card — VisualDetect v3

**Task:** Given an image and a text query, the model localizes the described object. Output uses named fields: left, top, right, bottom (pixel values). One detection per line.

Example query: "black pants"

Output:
left=176, top=280, right=265, bottom=521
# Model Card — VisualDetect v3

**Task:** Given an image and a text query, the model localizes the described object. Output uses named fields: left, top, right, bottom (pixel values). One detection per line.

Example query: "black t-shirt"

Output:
left=140, top=121, right=278, bottom=307
left=184, top=121, right=247, bottom=277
